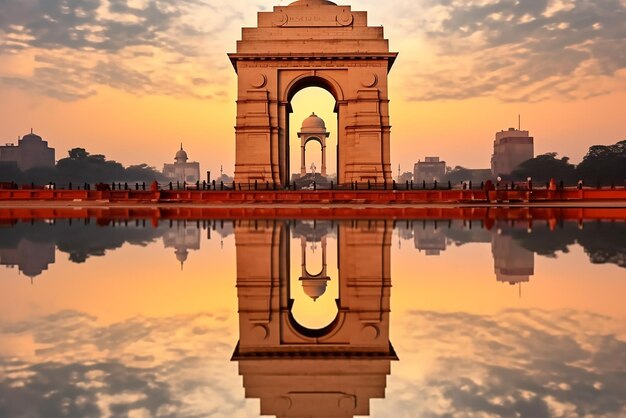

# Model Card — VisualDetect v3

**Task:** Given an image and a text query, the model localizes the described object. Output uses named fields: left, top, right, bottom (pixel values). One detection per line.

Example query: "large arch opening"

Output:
left=288, top=223, right=339, bottom=332
left=283, top=76, right=340, bottom=188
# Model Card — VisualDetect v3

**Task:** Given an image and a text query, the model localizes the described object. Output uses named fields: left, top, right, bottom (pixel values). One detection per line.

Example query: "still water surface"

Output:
left=1, top=216, right=625, bottom=418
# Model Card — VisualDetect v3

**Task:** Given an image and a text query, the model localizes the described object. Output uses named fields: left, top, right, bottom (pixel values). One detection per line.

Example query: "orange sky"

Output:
left=1, top=0, right=624, bottom=176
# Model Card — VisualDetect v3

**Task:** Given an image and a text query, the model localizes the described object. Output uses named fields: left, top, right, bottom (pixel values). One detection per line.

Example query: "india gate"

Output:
left=229, top=0, right=397, bottom=186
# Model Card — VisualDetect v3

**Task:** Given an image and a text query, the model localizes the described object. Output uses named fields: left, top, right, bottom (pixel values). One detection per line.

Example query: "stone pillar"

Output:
left=301, top=237, right=307, bottom=275
left=300, top=144, right=307, bottom=176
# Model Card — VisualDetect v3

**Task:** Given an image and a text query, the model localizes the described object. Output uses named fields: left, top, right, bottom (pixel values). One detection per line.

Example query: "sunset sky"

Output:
left=1, top=0, right=624, bottom=176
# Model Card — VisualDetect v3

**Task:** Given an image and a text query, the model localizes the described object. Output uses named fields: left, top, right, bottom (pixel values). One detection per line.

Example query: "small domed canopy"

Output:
left=300, top=277, right=330, bottom=301
left=175, top=143, right=188, bottom=163
left=301, top=113, right=327, bottom=131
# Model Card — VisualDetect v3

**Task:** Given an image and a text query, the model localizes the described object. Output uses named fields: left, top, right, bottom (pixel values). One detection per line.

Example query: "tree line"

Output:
left=510, top=140, right=626, bottom=185
left=0, top=148, right=165, bottom=185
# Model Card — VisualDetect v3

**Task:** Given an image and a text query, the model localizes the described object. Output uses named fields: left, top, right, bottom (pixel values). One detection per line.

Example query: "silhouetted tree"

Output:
left=511, top=153, right=576, bottom=183
left=443, top=166, right=491, bottom=184
left=576, top=140, right=626, bottom=183
left=68, top=148, right=89, bottom=160
left=1, top=148, right=165, bottom=185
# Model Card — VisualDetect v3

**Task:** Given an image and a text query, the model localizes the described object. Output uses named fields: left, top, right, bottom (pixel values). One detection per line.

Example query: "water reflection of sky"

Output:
left=0, top=218, right=625, bottom=417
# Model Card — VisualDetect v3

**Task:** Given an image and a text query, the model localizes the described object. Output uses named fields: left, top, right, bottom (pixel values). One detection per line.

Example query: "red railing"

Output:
left=1, top=188, right=626, bottom=204
left=0, top=207, right=625, bottom=224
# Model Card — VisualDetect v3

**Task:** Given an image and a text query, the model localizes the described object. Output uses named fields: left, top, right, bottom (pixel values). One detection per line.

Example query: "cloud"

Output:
left=396, top=0, right=626, bottom=102
left=379, top=309, right=626, bottom=418
left=1, top=307, right=625, bottom=417
left=0, top=0, right=243, bottom=101
left=1, top=0, right=624, bottom=103
left=0, top=310, right=248, bottom=417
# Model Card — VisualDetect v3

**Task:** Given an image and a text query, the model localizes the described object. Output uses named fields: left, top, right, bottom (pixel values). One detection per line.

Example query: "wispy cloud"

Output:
left=399, top=0, right=626, bottom=102
left=0, top=0, right=243, bottom=100
left=1, top=0, right=624, bottom=102
left=0, top=310, right=247, bottom=417
left=381, top=309, right=626, bottom=417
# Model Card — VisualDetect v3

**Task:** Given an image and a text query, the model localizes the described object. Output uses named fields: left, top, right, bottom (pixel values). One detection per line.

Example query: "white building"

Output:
left=0, top=130, right=55, bottom=171
left=163, top=144, right=201, bottom=184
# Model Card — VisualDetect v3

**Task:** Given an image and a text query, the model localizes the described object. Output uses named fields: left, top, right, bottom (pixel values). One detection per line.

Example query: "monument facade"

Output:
left=232, top=220, right=396, bottom=417
left=230, top=0, right=397, bottom=186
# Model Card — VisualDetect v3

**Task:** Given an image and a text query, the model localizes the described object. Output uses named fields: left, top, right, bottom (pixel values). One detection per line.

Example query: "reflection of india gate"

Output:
left=230, top=0, right=397, bottom=186
left=233, top=220, right=396, bottom=418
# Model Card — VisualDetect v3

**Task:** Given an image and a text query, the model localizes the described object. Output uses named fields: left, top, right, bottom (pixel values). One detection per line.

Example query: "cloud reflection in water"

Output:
left=382, top=309, right=626, bottom=418
left=0, top=308, right=624, bottom=417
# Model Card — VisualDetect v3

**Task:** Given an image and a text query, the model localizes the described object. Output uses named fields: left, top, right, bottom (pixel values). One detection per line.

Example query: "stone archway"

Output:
left=232, top=219, right=396, bottom=418
left=229, top=0, right=397, bottom=187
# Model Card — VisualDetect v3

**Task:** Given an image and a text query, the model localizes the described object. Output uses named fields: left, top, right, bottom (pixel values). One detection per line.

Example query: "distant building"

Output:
left=491, top=227, right=534, bottom=285
left=398, top=171, right=413, bottom=184
left=0, top=238, right=55, bottom=282
left=163, top=144, right=200, bottom=184
left=0, top=130, right=55, bottom=171
left=163, top=221, right=201, bottom=269
left=414, top=157, right=446, bottom=183
left=414, top=222, right=447, bottom=256
left=491, top=128, right=534, bottom=176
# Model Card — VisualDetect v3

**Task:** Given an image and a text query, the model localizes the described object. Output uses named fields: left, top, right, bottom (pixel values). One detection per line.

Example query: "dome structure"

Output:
left=300, top=277, right=330, bottom=301
left=175, top=248, right=189, bottom=270
left=175, top=143, right=188, bottom=163
left=21, top=129, right=43, bottom=143
left=301, top=113, right=327, bottom=131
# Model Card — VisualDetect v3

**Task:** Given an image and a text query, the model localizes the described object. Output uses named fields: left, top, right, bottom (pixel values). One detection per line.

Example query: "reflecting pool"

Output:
left=1, top=213, right=625, bottom=418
